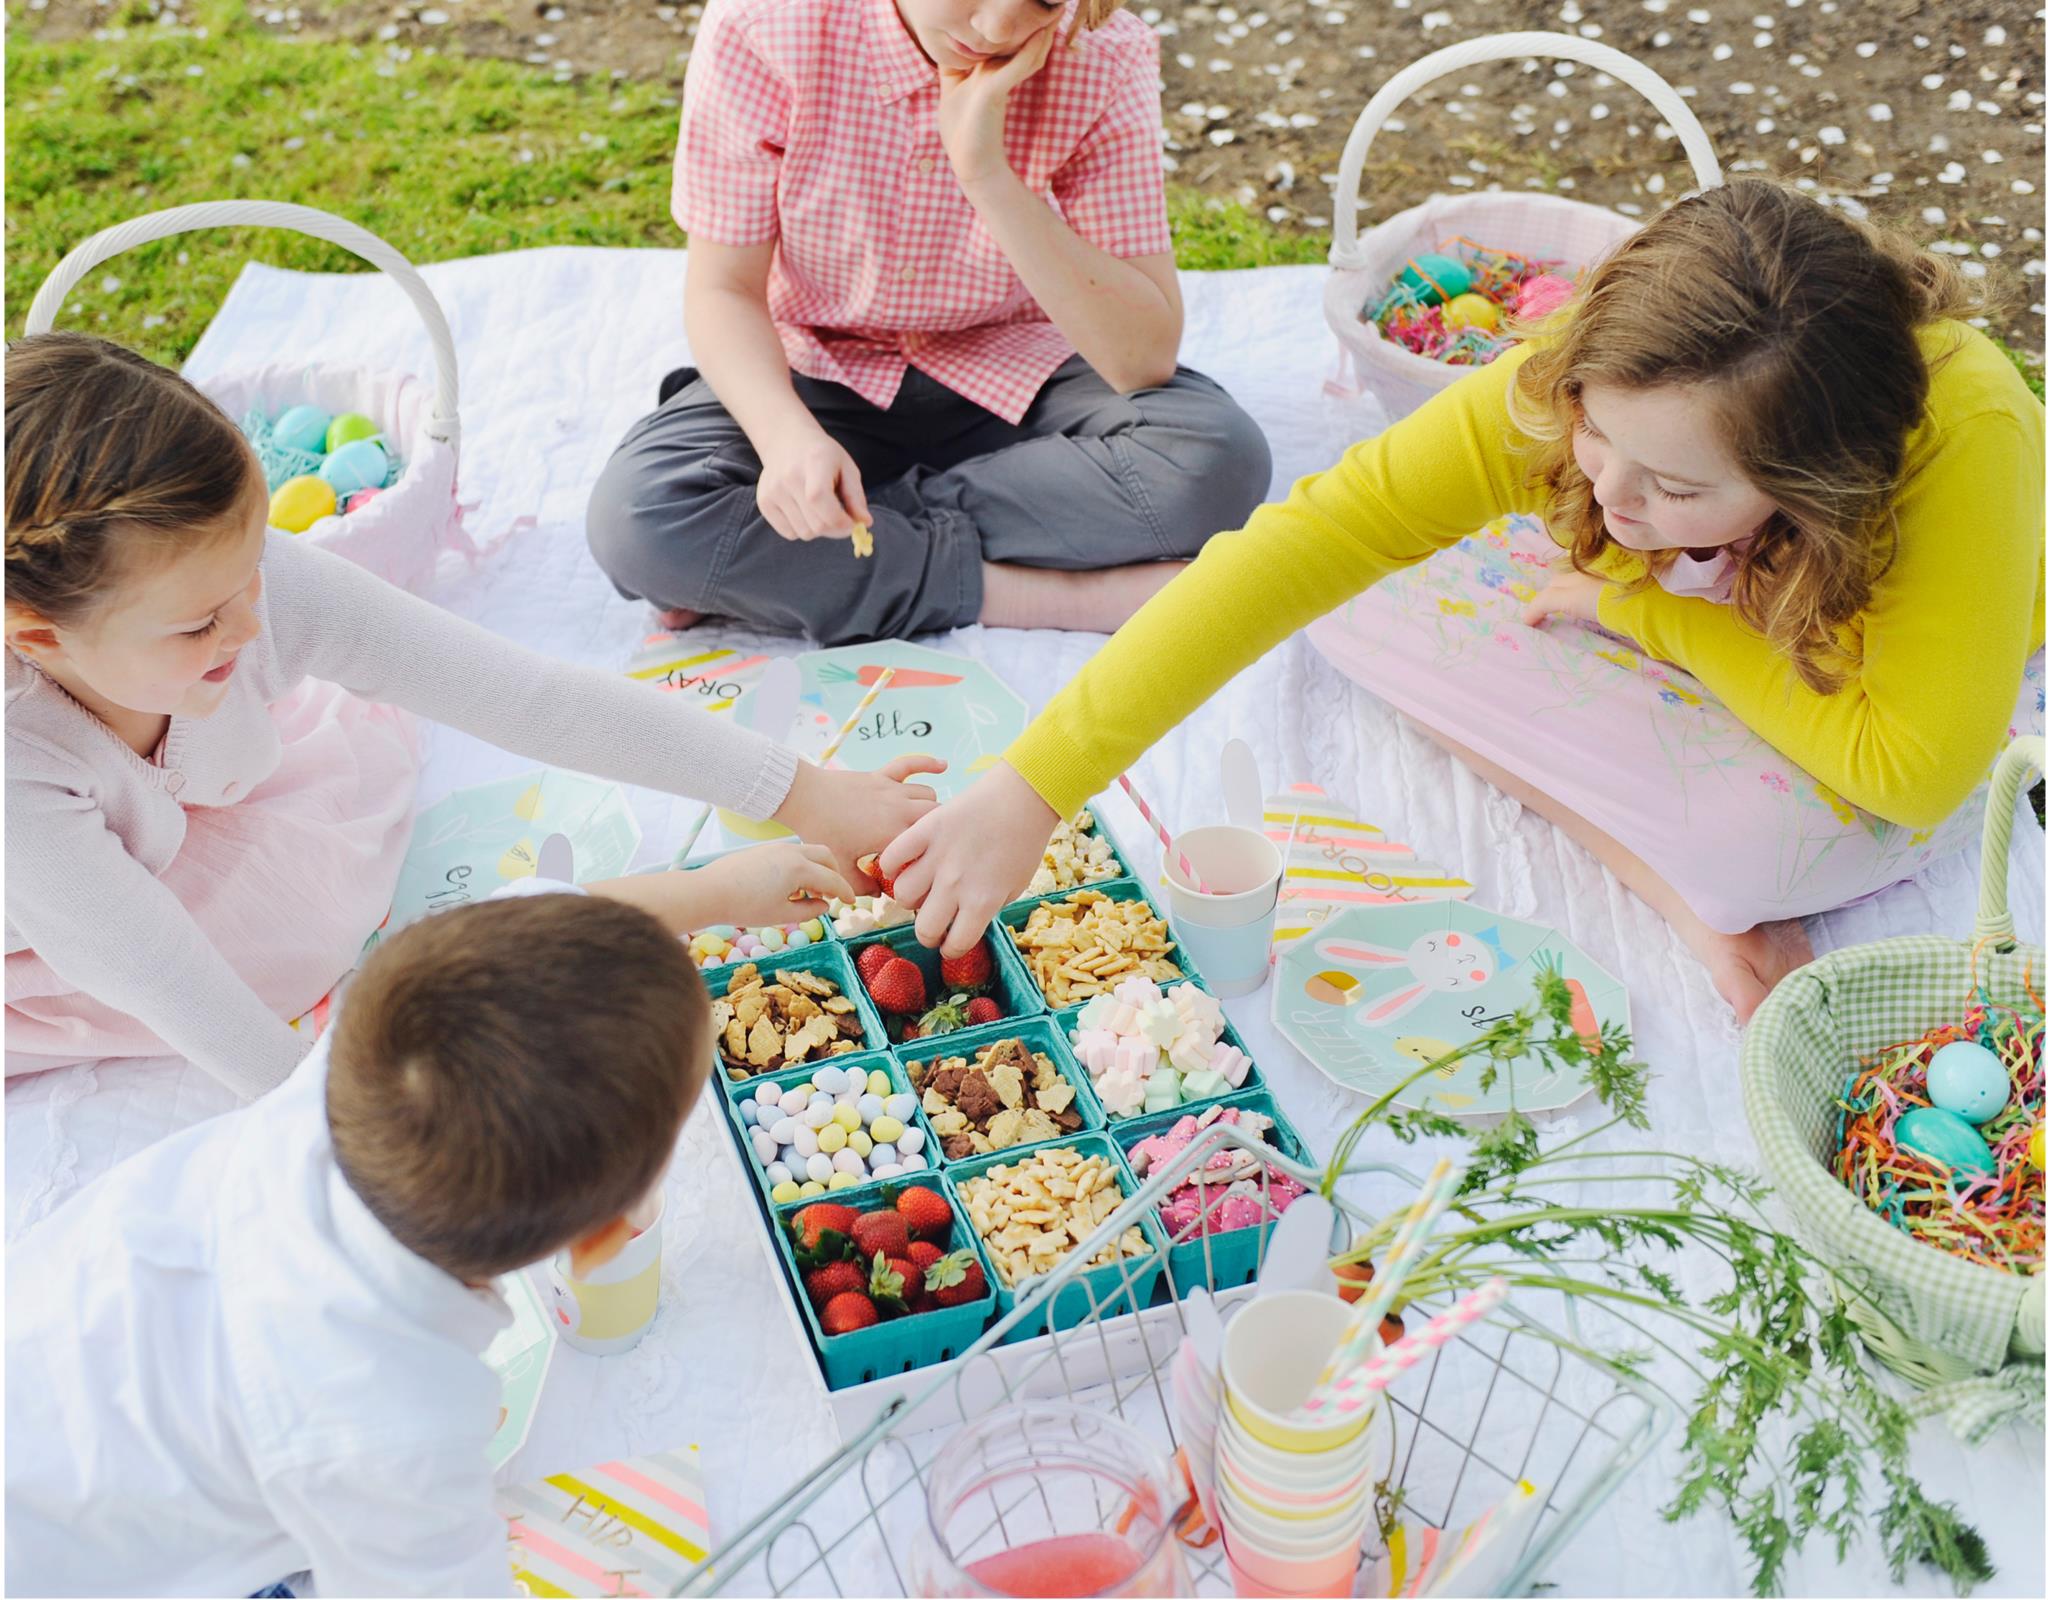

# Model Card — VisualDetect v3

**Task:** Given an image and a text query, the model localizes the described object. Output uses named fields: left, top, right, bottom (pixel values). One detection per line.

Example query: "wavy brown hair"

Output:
left=1510, top=178, right=1977, bottom=692
left=5, top=331, right=259, bottom=628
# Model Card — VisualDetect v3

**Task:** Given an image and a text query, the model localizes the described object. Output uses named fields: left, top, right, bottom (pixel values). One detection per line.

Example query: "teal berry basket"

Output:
left=705, top=939, right=889, bottom=1088
left=771, top=1175, right=1000, bottom=1389
left=948, top=1132, right=1169, bottom=1345
left=995, top=879, right=1193, bottom=1017
left=726, top=1052, right=941, bottom=1206
left=842, top=919, right=1044, bottom=1043
left=894, top=1015, right=1102, bottom=1164
left=1113, top=1089, right=1314, bottom=1296
left=996, top=804, right=1144, bottom=919
left=1052, top=979, right=1264, bottom=1124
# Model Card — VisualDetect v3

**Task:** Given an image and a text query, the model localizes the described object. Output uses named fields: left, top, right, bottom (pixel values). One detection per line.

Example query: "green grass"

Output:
left=6, top=2, right=1325, bottom=365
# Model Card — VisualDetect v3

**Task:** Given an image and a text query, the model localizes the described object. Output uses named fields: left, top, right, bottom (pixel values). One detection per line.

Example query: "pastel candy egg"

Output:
left=848, top=1130, right=874, bottom=1158
left=318, top=437, right=389, bottom=498
left=1441, top=292, right=1501, bottom=332
left=802, top=1100, right=834, bottom=1129
left=858, top=1094, right=886, bottom=1122
left=805, top=1152, right=836, bottom=1184
left=870, top=1115, right=906, bottom=1145
left=832, top=1103, right=862, bottom=1132
left=831, top=1149, right=867, bottom=1176
left=816, top=1123, right=848, bottom=1155
left=1927, top=1040, right=2009, bottom=1124
left=771, top=1180, right=802, bottom=1204
left=739, top=1099, right=760, bottom=1126
left=756, top=1082, right=783, bottom=1109
left=787, top=929, right=811, bottom=947
left=750, top=1128, right=778, bottom=1163
left=899, top=1152, right=928, bottom=1172
left=884, top=1093, right=918, bottom=1122
left=836, top=1088, right=863, bottom=1109
left=759, top=926, right=785, bottom=950
left=1398, top=252, right=1473, bottom=303
left=871, top=1163, right=904, bottom=1180
left=895, top=1127, right=926, bottom=1156
left=343, top=488, right=383, bottom=514
left=868, top=1069, right=893, bottom=1095
left=781, top=1085, right=811, bottom=1113
left=804, top=919, right=827, bottom=940
left=1896, top=1106, right=1994, bottom=1178
left=870, top=1143, right=898, bottom=1167
left=765, top=1162, right=793, bottom=1189
left=324, top=411, right=380, bottom=452
left=269, top=474, right=336, bottom=534
left=791, top=1126, right=820, bottom=1159
left=797, top=1180, right=826, bottom=1198
left=272, top=404, right=332, bottom=453
left=767, top=1117, right=797, bottom=1146
left=813, top=1066, right=847, bottom=1094
left=827, top=1172, right=860, bottom=1191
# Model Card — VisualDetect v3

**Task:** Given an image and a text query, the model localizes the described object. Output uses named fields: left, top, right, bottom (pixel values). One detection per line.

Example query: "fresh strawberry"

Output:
left=790, top=1202, right=859, bottom=1252
left=867, top=956, right=927, bottom=1016
left=851, top=1209, right=911, bottom=1261
left=901, top=1022, right=921, bottom=1041
left=855, top=942, right=896, bottom=987
left=906, top=1240, right=945, bottom=1274
left=856, top=853, right=900, bottom=896
left=939, top=943, right=994, bottom=991
left=924, top=1249, right=988, bottom=1308
left=913, top=995, right=971, bottom=1036
left=820, top=1290, right=879, bottom=1335
left=894, top=1185, right=955, bottom=1242
left=867, top=1252, right=911, bottom=1315
left=965, top=996, right=1004, bottom=1026
left=802, top=1259, right=867, bottom=1310
left=884, top=1255, right=927, bottom=1311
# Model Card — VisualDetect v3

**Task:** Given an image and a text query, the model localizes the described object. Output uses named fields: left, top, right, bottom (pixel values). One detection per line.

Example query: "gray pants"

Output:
left=586, top=357, right=1273, bottom=644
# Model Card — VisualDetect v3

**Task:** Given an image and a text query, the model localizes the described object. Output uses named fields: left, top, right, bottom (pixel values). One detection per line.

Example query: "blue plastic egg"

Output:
left=272, top=404, right=333, bottom=454
left=1398, top=252, right=1474, bottom=305
left=317, top=438, right=389, bottom=497
left=1895, top=1106, right=1995, bottom=1178
left=1926, top=1039, right=2009, bottom=1124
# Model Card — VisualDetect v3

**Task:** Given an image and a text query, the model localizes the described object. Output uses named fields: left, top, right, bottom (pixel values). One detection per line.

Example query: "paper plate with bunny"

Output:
left=1270, top=901, right=1627, bottom=1116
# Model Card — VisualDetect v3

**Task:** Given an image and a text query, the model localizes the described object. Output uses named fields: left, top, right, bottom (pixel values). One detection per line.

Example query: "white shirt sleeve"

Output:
left=265, top=1445, right=516, bottom=1598
left=260, top=532, right=799, bottom=822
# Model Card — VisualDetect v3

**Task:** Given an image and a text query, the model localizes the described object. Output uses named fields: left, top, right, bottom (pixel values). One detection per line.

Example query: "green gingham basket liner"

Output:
left=1741, top=738, right=2046, bottom=1442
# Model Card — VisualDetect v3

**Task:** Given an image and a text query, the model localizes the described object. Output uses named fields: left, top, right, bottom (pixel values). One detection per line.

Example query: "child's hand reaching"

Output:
left=775, top=753, right=947, bottom=889
left=587, top=843, right=853, bottom=935
left=880, top=761, right=1058, bottom=957
left=1521, top=564, right=1609, bottom=628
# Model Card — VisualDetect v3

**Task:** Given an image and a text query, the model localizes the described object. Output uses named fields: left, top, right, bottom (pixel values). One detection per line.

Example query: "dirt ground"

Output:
left=27, top=0, right=2047, bottom=350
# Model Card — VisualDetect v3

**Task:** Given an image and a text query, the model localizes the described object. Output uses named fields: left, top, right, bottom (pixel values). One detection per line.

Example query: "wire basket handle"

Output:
left=1974, top=735, right=2045, bottom=948
left=24, top=200, right=459, bottom=447
left=1330, top=30, right=1723, bottom=270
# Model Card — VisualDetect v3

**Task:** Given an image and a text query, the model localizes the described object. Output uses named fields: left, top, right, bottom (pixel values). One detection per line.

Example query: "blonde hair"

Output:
left=5, top=332, right=260, bottom=627
left=1073, top=0, right=1126, bottom=25
left=1511, top=178, right=1977, bottom=692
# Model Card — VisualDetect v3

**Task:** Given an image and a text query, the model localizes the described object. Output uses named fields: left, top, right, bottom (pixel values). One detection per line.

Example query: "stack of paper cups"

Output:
left=1215, top=1291, right=1387, bottom=1598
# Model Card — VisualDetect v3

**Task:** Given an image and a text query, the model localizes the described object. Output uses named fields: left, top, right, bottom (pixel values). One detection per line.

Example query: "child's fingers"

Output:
left=892, top=851, right=935, bottom=912
left=913, top=882, right=959, bottom=950
left=878, top=812, right=934, bottom=881
left=878, top=753, right=948, bottom=783
left=838, top=464, right=872, bottom=529
left=940, top=892, right=1001, bottom=960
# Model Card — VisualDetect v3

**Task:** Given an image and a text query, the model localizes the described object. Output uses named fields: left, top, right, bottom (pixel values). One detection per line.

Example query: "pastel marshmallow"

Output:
left=1072, top=1028, right=1120, bottom=1077
left=1138, top=998, right=1183, bottom=1048
left=1169, top=984, right=1225, bottom=1038
left=1095, top=1068, right=1146, bottom=1118
left=1114, top=1036, right=1160, bottom=1080
left=1210, top=1043, right=1252, bottom=1088
left=1181, top=1068, right=1231, bottom=1102
left=1142, top=1067, right=1184, bottom=1114
left=1167, top=1030, right=1216, bottom=1075
left=1113, top=974, right=1163, bottom=1009
left=1076, top=995, right=1120, bottom=1032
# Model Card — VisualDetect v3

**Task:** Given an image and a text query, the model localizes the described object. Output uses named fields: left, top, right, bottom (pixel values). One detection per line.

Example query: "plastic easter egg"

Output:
left=325, top=411, right=380, bottom=452
left=1398, top=252, right=1473, bottom=304
left=2032, top=1124, right=2045, bottom=1171
left=268, top=474, right=336, bottom=534
left=900, top=1153, right=928, bottom=1172
left=868, top=1069, right=893, bottom=1096
left=771, top=1180, right=801, bottom=1204
left=1895, top=1107, right=1994, bottom=1178
left=272, top=404, right=333, bottom=453
left=318, top=438, right=389, bottom=498
left=342, top=487, right=385, bottom=515
left=1516, top=273, right=1576, bottom=319
left=1442, top=293, right=1502, bottom=332
left=1926, top=1040, right=2009, bottom=1124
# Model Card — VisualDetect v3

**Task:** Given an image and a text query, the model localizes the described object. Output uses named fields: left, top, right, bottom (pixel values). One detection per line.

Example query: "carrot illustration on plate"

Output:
left=820, top=661, right=962, bottom=689
left=1564, top=977, right=1604, bottom=1053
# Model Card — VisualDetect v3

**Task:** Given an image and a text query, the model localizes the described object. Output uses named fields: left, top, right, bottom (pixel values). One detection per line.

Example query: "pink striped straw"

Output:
left=1117, top=772, right=1209, bottom=893
left=1300, top=1278, right=1509, bottom=1415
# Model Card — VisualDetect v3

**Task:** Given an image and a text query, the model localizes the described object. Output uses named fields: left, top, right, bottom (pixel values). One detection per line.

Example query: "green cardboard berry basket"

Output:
left=947, top=1131, right=1169, bottom=1345
left=994, top=879, right=1194, bottom=1017
left=726, top=1053, right=941, bottom=1208
left=1112, top=1088, right=1313, bottom=1295
left=841, top=920, right=1044, bottom=1043
left=769, top=1175, right=1000, bottom=1389
left=893, top=1016, right=1102, bottom=1164
left=704, top=939, right=889, bottom=1085
left=1052, top=978, right=1264, bottom=1124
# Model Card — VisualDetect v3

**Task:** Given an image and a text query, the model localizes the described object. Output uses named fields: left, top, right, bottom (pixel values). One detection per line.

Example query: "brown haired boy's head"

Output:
left=327, top=893, right=711, bottom=1284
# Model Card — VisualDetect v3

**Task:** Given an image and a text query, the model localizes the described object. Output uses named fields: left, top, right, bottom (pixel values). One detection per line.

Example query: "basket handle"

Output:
left=1974, top=735, right=2045, bottom=948
left=23, top=200, right=459, bottom=448
left=1330, top=31, right=1723, bottom=270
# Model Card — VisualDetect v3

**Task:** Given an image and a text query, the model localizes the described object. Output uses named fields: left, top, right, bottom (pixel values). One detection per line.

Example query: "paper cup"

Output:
left=1223, top=1524, right=1364, bottom=1599
left=1162, top=825, right=1282, bottom=998
left=1217, top=1407, right=1376, bottom=1490
left=1220, top=1291, right=1370, bottom=1452
left=1215, top=1445, right=1372, bottom=1517
left=545, top=1194, right=664, bottom=1355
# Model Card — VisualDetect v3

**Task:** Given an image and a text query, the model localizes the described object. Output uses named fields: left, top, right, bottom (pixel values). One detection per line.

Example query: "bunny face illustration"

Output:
left=1309, top=926, right=1515, bottom=1028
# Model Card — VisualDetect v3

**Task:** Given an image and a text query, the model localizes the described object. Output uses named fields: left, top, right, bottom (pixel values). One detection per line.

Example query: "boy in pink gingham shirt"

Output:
left=588, top=0, right=1271, bottom=644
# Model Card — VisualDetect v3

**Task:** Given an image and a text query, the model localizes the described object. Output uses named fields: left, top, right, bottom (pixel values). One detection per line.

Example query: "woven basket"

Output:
left=1325, top=30, right=1723, bottom=420
left=25, top=200, right=468, bottom=596
left=1741, top=738, right=2046, bottom=1442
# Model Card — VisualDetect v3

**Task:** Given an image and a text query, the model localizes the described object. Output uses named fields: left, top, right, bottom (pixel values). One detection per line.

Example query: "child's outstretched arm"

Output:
left=585, top=840, right=853, bottom=934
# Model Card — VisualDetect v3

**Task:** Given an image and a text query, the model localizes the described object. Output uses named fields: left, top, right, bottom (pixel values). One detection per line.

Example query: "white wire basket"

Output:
left=25, top=200, right=470, bottom=595
left=1325, top=30, right=1724, bottom=419
left=674, top=1126, right=1675, bottom=1598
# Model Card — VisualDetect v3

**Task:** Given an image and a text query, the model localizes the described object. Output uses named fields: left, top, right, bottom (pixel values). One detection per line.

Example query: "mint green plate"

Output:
left=484, top=1267, right=558, bottom=1469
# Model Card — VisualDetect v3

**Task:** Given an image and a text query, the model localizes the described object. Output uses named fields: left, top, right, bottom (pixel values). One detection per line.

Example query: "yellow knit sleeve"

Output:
left=1006, top=345, right=1544, bottom=818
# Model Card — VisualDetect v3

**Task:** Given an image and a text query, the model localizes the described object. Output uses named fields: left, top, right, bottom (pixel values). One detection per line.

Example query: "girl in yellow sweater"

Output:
left=881, top=180, right=2045, bottom=1019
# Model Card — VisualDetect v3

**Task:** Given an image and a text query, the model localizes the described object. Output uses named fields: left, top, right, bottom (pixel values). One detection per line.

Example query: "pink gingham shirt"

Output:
left=673, top=0, right=1175, bottom=424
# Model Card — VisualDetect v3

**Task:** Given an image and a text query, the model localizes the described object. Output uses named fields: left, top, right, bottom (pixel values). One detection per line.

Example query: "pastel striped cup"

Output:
left=1220, top=1291, right=1372, bottom=1453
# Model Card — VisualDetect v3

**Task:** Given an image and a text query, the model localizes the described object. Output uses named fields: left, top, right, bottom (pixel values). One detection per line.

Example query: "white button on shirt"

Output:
left=5, top=1034, right=517, bottom=1597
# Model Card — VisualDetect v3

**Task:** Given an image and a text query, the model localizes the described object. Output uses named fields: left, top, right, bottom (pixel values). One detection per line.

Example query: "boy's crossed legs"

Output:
left=587, top=358, right=1271, bottom=643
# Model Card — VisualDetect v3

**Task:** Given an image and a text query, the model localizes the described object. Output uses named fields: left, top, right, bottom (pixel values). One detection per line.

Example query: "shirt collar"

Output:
left=864, top=0, right=938, bottom=104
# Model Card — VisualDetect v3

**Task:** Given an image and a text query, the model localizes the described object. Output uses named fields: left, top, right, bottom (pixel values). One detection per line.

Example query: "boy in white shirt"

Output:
left=6, top=886, right=713, bottom=1596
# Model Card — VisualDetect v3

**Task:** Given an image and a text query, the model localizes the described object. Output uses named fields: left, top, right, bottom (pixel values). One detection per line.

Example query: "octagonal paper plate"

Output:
left=483, top=1267, right=558, bottom=1469
left=1270, top=901, right=1627, bottom=1116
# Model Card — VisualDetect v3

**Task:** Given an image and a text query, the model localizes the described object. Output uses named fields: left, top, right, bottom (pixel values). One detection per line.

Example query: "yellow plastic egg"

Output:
left=269, top=474, right=337, bottom=534
left=2031, top=1124, right=2044, bottom=1171
left=1442, top=293, right=1502, bottom=332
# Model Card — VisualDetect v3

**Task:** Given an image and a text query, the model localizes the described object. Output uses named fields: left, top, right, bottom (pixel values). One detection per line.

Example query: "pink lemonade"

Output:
left=963, top=1532, right=1149, bottom=1597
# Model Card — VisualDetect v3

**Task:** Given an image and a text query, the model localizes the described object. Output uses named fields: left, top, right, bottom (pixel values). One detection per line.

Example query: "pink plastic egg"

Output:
left=343, top=487, right=383, bottom=514
left=1516, top=274, right=1576, bottom=319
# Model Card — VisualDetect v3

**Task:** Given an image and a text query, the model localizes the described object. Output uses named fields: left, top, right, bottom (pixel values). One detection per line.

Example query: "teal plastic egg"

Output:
left=325, top=411, right=380, bottom=452
left=1398, top=252, right=1474, bottom=304
left=272, top=404, right=332, bottom=454
left=1895, top=1106, right=1995, bottom=1178
left=1927, top=1040, right=2009, bottom=1124
left=318, top=438, right=389, bottom=497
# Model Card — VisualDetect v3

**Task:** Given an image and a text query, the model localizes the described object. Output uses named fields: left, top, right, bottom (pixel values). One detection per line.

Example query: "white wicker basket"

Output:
left=1326, top=31, right=1724, bottom=420
left=26, top=200, right=468, bottom=595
